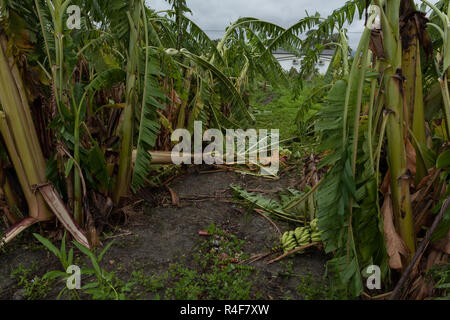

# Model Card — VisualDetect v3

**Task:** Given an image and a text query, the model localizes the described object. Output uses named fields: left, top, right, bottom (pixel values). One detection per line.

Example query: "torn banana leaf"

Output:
left=230, top=184, right=306, bottom=223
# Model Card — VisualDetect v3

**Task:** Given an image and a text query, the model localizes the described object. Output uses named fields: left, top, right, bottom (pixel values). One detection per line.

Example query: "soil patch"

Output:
left=0, top=168, right=326, bottom=300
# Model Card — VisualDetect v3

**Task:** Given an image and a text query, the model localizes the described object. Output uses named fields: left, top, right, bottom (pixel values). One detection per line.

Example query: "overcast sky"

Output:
left=147, top=0, right=367, bottom=49
left=146, top=1, right=440, bottom=49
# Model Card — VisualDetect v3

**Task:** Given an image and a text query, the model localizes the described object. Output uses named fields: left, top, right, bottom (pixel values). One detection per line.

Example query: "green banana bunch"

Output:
left=309, top=218, right=322, bottom=242
left=294, top=226, right=311, bottom=246
left=279, top=219, right=323, bottom=254
left=281, top=230, right=297, bottom=253
left=280, top=226, right=310, bottom=253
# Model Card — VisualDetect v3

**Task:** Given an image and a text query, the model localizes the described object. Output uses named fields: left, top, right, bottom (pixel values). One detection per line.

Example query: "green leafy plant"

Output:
left=428, top=263, right=450, bottom=300
left=164, top=225, right=258, bottom=300
left=231, top=184, right=309, bottom=223
left=33, top=232, right=79, bottom=299
left=72, top=240, right=135, bottom=300
left=33, top=232, right=133, bottom=300
left=10, top=263, right=53, bottom=300
left=297, top=273, right=346, bottom=300
left=130, top=269, right=167, bottom=299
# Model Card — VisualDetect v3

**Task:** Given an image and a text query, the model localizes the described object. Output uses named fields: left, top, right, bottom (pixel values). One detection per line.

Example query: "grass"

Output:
left=115, top=223, right=261, bottom=300
left=250, top=84, right=321, bottom=140
left=296, top=273, right=347, bottom=300
left=275, top=261, right=347, bottom=300
left=128, top=264, right=168, bottom=300
left=164, top=223, right=260, bottom=300
left=247, top=81, right=323, bottom=161
left=250, top=86, right=300, bottom=141
left=6, top=223, right=263, bottom=300
left=10, top=263, right=54, bottom=300
left=428, top=263, right=450, bottom=300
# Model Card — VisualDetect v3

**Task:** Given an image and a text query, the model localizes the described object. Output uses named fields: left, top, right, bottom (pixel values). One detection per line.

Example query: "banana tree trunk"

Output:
left=0, top=34, right=52, bottom=222
left=0, top=33, right=91, bottom=249
left=377, top=0, right=416, bottom=258
left=113, top=2, right=141, bottom=204
left=401, top=0, right=427, bottom=184
left=177, top=67, right=193, bottom=129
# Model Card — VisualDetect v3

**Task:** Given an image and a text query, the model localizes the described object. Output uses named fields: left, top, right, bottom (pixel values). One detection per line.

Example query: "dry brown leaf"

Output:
left=382, top=194, right=410, bottom=270
left=1, top=203, right=19, bottom=224
left=416, top=168, right=436, bottom=190
left=369, top=30, right=385, bottom=58
left=38, top=184, right=91, bottom=249
left=171, top=88, right=182, bottom=105
left=381, top=171, right=390, bottom=194
left=410, top=275, right=433, bottom=300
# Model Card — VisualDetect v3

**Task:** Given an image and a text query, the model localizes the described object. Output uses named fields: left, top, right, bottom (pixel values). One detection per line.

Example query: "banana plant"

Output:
left=401, top=0, right=429, bottom=184
left=422, top=0, right=450, bottom=138
left=375, top=0, right=416, bottom=257
left=0, top=19, right=90, bottom=248
left=112, top=0, right=142, bottom=203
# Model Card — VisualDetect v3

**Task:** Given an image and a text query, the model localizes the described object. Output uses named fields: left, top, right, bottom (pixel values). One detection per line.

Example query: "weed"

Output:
left=428, top=263, right=450, bottom=300
left=130, top=269, right=168, bottom=299
left=33, top=232, right=134, bottom=300
left=249, top=84, right=320, bottom=145
left=296, top=272, right=347, bottom=300
left=72, top=240, right=135, bottom=300
left=10, top=263, right=53, bottom=300
left=164, top=224, right=259, bottom=300
left=278, top=260, right=295, bottom=279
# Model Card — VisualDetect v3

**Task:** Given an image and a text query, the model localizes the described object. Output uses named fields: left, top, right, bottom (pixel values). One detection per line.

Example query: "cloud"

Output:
left=149, top=0, right=365, bottom=48
left=147, top=0, right=440, bottom=49
left=151, top=0, right=354, bottom=27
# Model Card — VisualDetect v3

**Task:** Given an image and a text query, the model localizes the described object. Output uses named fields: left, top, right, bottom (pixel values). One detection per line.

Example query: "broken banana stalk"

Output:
left=0, top=32, right=90, bottom=249
left=0, top=115, right=91, bottom=249
left=135, top=150, right=277, bottom=165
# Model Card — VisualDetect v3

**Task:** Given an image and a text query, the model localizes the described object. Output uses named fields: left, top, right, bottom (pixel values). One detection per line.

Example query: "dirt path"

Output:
left=0, top=167, right=326, bottom=300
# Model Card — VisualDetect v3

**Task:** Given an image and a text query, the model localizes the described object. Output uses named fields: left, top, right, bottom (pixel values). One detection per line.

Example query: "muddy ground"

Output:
left=0, top=167, right=327, bottom=300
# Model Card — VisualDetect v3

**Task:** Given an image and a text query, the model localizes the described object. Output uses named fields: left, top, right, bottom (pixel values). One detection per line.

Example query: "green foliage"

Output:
left=231, top=184, right=307, bottom=224
left=1, top=0, right=323, bottom=209
left=297, top=273, right=348, bottom=300
left=431, top=149, right=450, bottom=241
left=72, top=240, right=134, bottom=300
left=428, top=263, right=450, bottom=300
left=85, top=69, right=126, bottom=93
left=34, top=232, right=73, bottom=270
left=131, top=47, right=165, bottom=192
left=7, top=0, right=450, bottom=303
left=10, top=263, right=54, bottom=300
left=250, top=85, right=314, bottom=140
left=314, top=76, right=387, bottom=297
left=33, top=232, right=82, bottom=299
left=179, top=49, right=255, bottom=122
left=130, top=268, right=167, bottom=299
left=165, top=225, right=258, bottom=300
left=33, top=232, right=133, bottom=300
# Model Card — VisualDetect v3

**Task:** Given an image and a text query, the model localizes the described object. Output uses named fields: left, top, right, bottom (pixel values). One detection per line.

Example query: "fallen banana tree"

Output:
left=1, top=145, right=280, bottom=247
